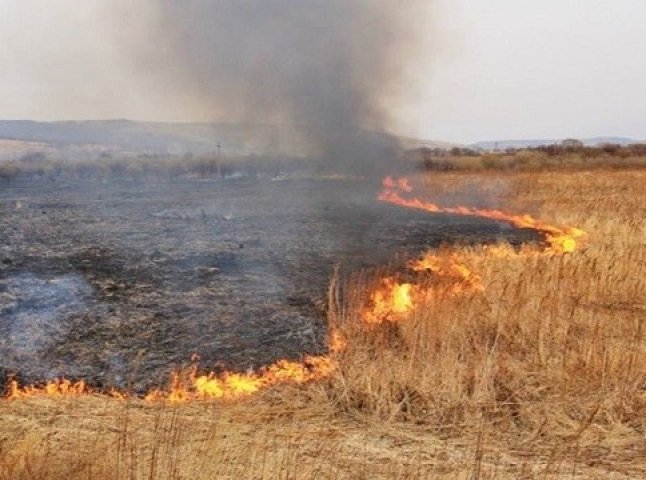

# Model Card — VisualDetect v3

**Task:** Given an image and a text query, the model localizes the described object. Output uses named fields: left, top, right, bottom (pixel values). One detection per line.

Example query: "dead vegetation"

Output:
left=2, top=143, right=646, bottom=182
left=0, top=153, right=304, bottom=181
left=326, top=169, right=645, bottom=475
left=1, top=168, right=644, bottom=478
left=413, top=144, right=646, bottom=172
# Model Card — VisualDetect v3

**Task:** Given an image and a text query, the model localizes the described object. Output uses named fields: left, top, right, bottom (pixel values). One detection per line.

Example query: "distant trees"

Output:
left=411, top=142, right=646, bottom=172
left=18, top=151, right=47, bottom=164
left=561, top=138, right=584, bottom=148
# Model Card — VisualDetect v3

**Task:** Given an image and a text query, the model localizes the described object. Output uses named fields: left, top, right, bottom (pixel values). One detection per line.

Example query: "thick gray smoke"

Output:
left=130, top=0, right=425, bottom=173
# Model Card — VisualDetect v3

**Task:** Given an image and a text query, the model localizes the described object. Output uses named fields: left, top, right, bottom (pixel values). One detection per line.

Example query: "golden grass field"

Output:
left=1, top=168, right=644, bottom=479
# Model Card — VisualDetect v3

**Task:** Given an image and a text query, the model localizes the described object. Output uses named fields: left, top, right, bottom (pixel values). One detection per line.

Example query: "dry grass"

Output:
left=1, top=168, right=644, bottom=478
left=327, top=169, right=645, bottom=474
left=416, top=150, right=646, bottom=172
left=0, top=153, right=296, bottom=181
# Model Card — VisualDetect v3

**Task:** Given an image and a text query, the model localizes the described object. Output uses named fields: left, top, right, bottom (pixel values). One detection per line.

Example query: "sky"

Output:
left=0, top=0, right=645, bottom=144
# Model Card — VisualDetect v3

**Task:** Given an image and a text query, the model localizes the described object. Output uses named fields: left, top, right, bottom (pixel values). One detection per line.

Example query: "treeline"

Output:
left=0, top=153, right=313, bottom=181
left=412, top=143, right=646, bottom=172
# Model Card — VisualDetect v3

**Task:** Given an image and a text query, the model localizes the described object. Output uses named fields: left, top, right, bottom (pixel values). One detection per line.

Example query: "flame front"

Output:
left=359, top=177, right=585, bottom=324
left=360, top=252, right=487, bottom=324
left=7, top=378, right=91, bottom=399
left=146, top=355, right=336, bottom=403
left=363, top=277, right=416, bottom=324
left=6, top=356, right=334, bottom=403
left=379, top=176, right=585, bottom=254
left=410, top=252, right=484, bottom=293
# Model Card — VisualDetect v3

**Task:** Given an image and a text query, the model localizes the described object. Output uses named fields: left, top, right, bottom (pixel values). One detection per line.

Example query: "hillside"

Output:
left=471, top=136, right=640, bottom=151
left=0, top=120, right=280, bottom=157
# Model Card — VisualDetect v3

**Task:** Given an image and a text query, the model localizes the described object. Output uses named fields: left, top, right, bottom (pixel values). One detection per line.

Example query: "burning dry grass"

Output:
left=325, top=169, right=645, bottom=475
left=1, top=168, right=644, bottom=478
left=331, top=244, right=643, bottom=426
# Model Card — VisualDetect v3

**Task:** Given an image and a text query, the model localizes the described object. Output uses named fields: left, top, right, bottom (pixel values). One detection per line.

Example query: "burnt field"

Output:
left=0, top=173, right=539, bottom=393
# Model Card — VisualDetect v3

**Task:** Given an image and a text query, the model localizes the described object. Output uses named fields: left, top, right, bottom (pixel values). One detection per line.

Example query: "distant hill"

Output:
left=1, top=120, right=642, bottom=160
left=471, top=137, right=641, bottom=151
left=0, top=120, right=291, bottom=158
left=396, top=136, right=463, bottom=151
left=0, top=120, right=430, bottom=162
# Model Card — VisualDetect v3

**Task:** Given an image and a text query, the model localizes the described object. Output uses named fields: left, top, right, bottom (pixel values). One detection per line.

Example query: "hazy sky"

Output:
left=0, top=0, right=645, bottom=143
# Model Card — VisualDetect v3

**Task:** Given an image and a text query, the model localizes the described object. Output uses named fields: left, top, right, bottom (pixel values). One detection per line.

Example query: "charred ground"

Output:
left=0, top=173, right=539, bottom=393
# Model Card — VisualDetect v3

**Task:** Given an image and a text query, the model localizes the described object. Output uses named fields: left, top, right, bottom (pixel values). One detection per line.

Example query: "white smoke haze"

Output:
left=114, top=0, right=430, bottom=172
left=0, top=274, right=92, bottom=379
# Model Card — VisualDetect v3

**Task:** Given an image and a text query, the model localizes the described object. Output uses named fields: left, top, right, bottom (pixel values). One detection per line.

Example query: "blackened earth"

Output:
left=0, top=174, right=539, bottom=393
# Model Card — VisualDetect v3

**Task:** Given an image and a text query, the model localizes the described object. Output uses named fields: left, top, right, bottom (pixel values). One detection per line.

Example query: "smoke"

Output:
left=0, top=273, right=92, bottom=380
left=122, top=0, right=427, bottom=173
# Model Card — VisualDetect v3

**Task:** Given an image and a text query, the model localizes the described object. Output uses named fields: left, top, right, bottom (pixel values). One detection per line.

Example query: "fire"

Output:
left=5, top=355, right=335, bottom=403
left=410, top=252, right=484, bottom=294
left=383, top=176, right=413, bottom=193
left=545, top=228, right=585, bottom=254
left=359, top=176, right=585, bottom=324
left=363, top=277, right=416, bottom=324
left=379, top=176, right=585, bottom=254
left=3, top=175, right=586, bottom=403
left=329, top=328, right=347, bottom=353
left=360, top=253, right=486, bottom=324
left=145, top=355, right=334, bottom=403
left=7, top=378, right=92, bottom=400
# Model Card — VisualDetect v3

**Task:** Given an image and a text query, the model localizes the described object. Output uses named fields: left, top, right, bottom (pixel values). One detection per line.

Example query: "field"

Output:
left=0, top=167, right=644, bottom=478
left=0, top=173, right=538, bottom=392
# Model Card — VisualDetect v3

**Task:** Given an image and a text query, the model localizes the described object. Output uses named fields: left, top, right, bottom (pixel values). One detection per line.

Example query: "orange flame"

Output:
left=410, top=252, right=484, bottom=294
left=362, top=277, right=416, bottom=324
left=5, top=355, right=335, bottom=403
left=7, top=378, right=91, bottom=400
left=379, top=177, right=585, bottom=254
left=360, top=253, right=485, bottom=324
left=144, top=355, right=334, bottom=403
left=329, top=328, right=347, bottom=353
left=359, top=176, right=585, bottom=324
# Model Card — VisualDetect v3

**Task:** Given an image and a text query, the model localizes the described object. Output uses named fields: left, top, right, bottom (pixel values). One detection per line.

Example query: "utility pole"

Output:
left=216, top=142, right=222, bottom=178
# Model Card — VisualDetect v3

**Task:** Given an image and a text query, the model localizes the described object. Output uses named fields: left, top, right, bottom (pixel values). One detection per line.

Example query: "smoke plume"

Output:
left=126, top=0, right=426, bottom=173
